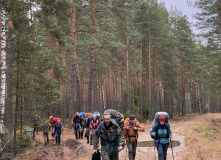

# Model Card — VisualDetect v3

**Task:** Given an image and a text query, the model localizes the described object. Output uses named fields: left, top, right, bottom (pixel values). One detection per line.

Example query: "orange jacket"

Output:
left=124, top=120, right=144, bottom=143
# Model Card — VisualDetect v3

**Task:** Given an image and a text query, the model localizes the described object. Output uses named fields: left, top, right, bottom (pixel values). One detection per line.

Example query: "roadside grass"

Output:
left=185, top=118, right=221, bottom=160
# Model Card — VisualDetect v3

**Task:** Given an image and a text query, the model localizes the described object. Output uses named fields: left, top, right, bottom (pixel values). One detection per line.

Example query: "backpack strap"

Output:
left=126, top=121, right=138, bottom=144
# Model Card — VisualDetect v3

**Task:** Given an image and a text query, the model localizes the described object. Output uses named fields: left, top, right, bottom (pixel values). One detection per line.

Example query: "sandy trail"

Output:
left=12, top=114, right=221, bottom=160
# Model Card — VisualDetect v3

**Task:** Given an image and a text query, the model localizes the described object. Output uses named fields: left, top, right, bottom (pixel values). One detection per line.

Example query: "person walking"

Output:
left=85, top=114, right=92, bottom=144
left=33, top=115, right=40, bottom=138
left=93, top=113, right=124, bottom=160
left=80, top=114, right=86, bottom=139
left=124, top=115, right=144, bottom=160
left=39, top=120, right=51, bottom=146
left=150, top=115, right=173, bottom=160
left=73, top=112, right=82, bottom=140
left=89, top=114, right=100, bottom=145
left=53, top=119, right=63, bottom=145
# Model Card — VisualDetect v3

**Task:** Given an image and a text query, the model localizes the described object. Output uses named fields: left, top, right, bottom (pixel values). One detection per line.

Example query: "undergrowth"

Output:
left=185, top=118, right=221, bottom=160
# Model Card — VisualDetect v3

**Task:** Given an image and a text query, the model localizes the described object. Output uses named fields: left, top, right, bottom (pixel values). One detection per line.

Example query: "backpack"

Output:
left=103, top=109, right=124, bottom=131
left=124, top=118, right=139, bottom=143
left=91, top=150, right=101, bottom=160
left=150, top=112, right=170, bottom=139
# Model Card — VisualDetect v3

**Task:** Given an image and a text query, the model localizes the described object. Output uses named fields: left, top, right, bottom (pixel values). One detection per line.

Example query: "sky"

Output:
left=161, top=0, right=201, bottom=35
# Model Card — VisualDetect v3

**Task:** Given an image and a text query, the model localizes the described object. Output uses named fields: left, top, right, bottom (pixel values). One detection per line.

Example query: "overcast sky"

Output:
left=161, top=0, right=201, bottom=35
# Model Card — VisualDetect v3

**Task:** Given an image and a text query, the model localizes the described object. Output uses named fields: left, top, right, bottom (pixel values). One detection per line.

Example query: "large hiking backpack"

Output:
left=150, top=112, right=170, bottom=139
left=124, top=118, right=139, bottom=143
left=102, top=109, right=124, bottom=131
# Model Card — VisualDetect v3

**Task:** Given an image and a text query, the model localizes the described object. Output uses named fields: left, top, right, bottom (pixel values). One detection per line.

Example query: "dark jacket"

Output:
left=53, top=122, right=63, bottom=134
left=73, top=115, right=82, bottom=126
left=85, top=117, right=92, bottom=128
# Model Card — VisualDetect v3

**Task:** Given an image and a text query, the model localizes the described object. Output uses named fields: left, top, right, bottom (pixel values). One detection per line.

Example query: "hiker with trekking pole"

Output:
left=150, top=112, right=173, bottom=160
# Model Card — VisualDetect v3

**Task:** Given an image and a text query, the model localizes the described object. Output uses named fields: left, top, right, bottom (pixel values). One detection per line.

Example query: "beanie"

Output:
left=159, top=115, right=166, bottom=122
left=129, top=115, right=135, bottom=120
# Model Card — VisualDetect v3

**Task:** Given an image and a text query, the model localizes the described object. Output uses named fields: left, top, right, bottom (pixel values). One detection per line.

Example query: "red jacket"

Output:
left=89, top=120, right=100, bottom=130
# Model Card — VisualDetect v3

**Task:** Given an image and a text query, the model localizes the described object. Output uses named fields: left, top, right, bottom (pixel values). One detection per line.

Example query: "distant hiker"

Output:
left=85, top=114, right=92, bottom=144
left=52, top=117, right=61, bottom=134
left=80, top=114, right=86, bottom=139
left=73, top=112, right=82, bottom=140
left=49, top=115, right=54, bottom=125
left=39, top=120, right=51, bottom=146
left=124, top=115, right=144, bottom=160
left=93, top=113, right=124, bottom=160
left=53, top=119, right=63, bottom=145
left=33, top=115, right=40, bottom=138
left=150, top=115, right=173, bottom=160
left=89, top=114, right=100, bottom=145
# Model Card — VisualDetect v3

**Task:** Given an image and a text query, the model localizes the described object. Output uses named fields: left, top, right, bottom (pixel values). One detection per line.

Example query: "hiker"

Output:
left=33, top=115, right=40, bottom=138
left=52, top=117, right=61, bottom=133
left=93, top=113, right=124, bottom=160
left=150, top=115, right=173, bottom=160
left=85, top=114, right=92, bottom=144
left=53, top=119, right=63, bottom=145
left=39, top=120, right=51, bottom=146
left=89, top=114, right=100, bottom=145
left=80, top=113, right=86, bottom=139
left=124, top=115, right=144, bottom=160
left=73, top=112, right=82, bottom=140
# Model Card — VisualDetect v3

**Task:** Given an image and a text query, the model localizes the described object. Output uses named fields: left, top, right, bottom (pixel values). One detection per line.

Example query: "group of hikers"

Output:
left=33, top=110, right=172, bottom=160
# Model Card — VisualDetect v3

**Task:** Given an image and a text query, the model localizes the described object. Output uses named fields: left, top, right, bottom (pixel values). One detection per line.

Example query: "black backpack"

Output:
left=92, top=151, right=101, bottom=160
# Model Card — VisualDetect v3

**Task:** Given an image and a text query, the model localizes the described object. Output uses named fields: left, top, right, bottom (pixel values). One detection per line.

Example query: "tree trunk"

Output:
left=5, top=20, right=13, bottom=134
left=148, top=23, right=152, bottom=121
left=14, top=34, right=20, bottom=154
left=140, top=35, right=143, bottom=122
left=88, top=0, right=96, bottom=112
left=70, top=0, right=82, bottom=112
left=180, top=64, right=185, bottom=116
left=0, top=4, right=7, bottom=133
left=126, top=15, right=130, bottom=111
left=121, top=64, right=124, bottom=114
left=200, top=77, right=205, bottom=114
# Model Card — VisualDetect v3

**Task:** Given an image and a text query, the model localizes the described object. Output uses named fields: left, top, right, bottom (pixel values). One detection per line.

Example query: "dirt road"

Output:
left=12, top=114, right=221, bottom=160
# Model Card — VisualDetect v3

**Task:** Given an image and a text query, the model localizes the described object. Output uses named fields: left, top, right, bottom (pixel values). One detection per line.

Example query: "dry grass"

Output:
left=185, top=118, right=221, bottom=160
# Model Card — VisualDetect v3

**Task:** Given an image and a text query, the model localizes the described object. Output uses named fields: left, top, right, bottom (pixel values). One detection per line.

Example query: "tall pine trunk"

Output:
left=140, top=34, right=143, bottom=122
left=5, top=18, right=13, bottom=134
left=126, top=15, right=130, bottom=111
left=88, top=0, right=96, bottom=112
left=148, top=24, right=152, bottom=121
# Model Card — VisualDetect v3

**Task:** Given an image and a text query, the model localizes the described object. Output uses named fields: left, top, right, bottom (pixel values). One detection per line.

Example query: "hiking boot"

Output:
left=75, top=133, right=78, bottom=140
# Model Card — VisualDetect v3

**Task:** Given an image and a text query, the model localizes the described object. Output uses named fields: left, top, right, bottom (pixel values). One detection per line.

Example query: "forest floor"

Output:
left=10, top=113, right=221, bottom=160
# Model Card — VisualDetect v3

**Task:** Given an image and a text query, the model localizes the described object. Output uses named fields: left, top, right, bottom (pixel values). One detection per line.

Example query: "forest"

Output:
left=0, top=0, right=220, bottom=156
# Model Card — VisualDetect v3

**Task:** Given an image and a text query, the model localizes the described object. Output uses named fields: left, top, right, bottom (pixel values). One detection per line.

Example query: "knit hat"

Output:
left=129, top=115, right=135, bottom=120
left=159, top=115, right=166, bottom=122
left=93, top=114, right=97, bottom=118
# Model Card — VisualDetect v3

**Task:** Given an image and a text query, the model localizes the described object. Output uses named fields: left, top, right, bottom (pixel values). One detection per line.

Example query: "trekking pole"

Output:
left=170, top=139, right=174, bottom=160
left=153, top=137, right=156, bottom=160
